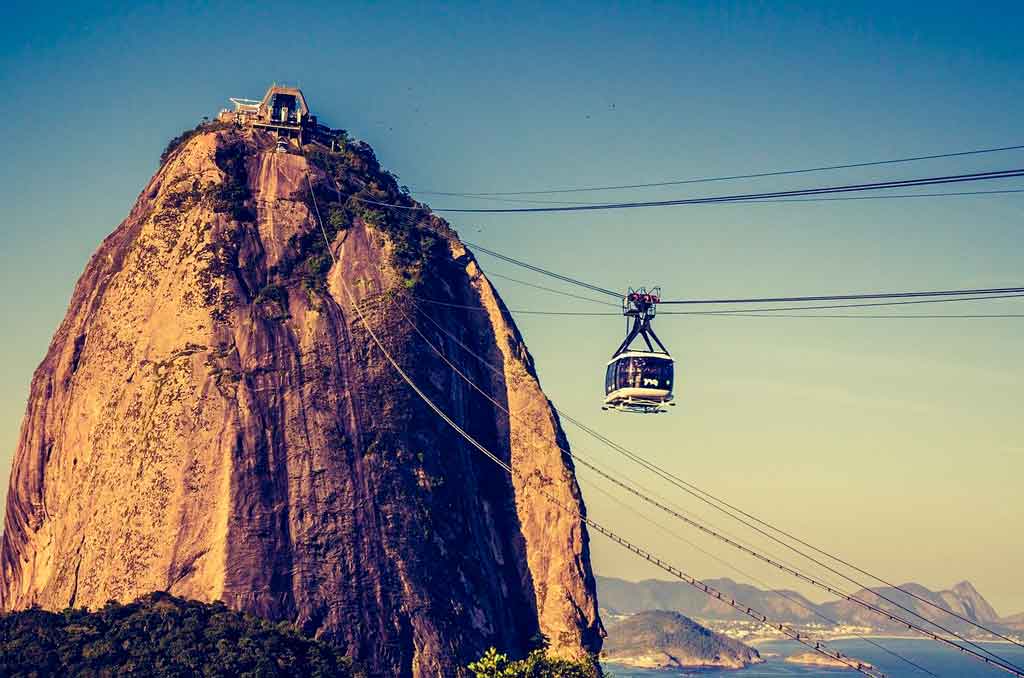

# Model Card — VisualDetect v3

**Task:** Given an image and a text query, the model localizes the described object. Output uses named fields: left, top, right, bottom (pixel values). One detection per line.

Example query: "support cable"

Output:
left=464, top=241, right=622, bottom=298
left=411, top=292, right=1024, bottom=317
left=403, top=300, right=935, bottom=676
left=477, top=266, right=1024, bottom=315
left=303, top=166, right=886, bottom=678
left=464, top=240, right=1024, bottom=308
left=405, top=297, right=1024, bottom=675
left=575, top=469, right=940, bottom=678
left=415, top=143, right=1024, bottom=196
left=486, top=271, right=618, bottom=306
left=401, top=301, right=1024, bottom=675
left=360, top=168, right=1024, bottom=213
left=659, top=288, right=1024, bottom=306
left=423, top=188, right=1024, bottom=207
left=556, top=411, right=1024, bottom=655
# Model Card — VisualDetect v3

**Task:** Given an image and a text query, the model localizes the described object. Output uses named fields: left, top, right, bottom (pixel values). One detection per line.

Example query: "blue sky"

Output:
left=1, top=1, right=1022, bottom=613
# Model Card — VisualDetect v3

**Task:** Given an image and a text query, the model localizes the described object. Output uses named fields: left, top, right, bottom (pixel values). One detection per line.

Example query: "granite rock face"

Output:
left=0, top=126, right=602, bottom=676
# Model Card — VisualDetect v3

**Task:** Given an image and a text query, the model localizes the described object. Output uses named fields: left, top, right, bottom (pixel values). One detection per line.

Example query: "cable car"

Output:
left=603, top=287, right=675, bottom=414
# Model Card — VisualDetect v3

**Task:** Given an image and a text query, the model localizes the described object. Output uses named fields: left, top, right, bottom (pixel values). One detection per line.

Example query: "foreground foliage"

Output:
left=469, top=647, right=602, bottom=678
left=0, top=592, right=362, bottom=677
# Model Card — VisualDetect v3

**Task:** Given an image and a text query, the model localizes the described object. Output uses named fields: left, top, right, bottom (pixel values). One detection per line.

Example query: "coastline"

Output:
left=747, top=634, right=1022, bottom=645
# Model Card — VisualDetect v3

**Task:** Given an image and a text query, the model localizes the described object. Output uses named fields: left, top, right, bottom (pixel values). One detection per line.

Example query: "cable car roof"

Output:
left=606, top=350, right=674, bottom=366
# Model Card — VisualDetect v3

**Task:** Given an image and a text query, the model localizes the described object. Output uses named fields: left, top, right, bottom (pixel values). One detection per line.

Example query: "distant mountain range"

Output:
left=597, top=576, right=1021, bottom=638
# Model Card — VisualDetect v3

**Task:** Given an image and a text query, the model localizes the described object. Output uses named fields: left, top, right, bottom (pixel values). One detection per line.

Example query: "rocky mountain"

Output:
left=597, top=575, right=820, bottom=622
left=598, top=575, right=1012, bottom=637
left=0, top=117, right=602, bottom=676
left=601, top=610, right=761, bottom=670
left=821, top=581, right=1003, bottom=633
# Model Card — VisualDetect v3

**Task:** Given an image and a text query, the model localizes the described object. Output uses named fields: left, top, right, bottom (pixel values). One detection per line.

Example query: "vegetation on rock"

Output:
left=300, top=133, right=450, bottom=289
left=468, top=647, right=602, bottom=678
left=160, top=120, right=232, bottom=165
left=206, top=141, right=255, bottom=223
left=0, top=592, right=362, bottom=677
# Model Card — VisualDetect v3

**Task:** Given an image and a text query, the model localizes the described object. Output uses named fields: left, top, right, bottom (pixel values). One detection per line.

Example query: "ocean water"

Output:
left=603, top=638, right=1024, bottom=678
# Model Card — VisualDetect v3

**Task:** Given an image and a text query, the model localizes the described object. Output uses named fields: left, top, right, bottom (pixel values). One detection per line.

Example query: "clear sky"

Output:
left=1, top=1, right=1022, bottom=614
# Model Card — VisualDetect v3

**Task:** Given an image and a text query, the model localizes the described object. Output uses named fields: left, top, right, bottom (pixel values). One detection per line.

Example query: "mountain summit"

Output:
left=0, top=90, right=602, bottom=676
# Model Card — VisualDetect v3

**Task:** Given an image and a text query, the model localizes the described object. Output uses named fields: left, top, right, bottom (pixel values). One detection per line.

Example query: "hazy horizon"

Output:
left=593, top=572, right=1014, bottom=615
left=1, top=2, right=1021, bottom=613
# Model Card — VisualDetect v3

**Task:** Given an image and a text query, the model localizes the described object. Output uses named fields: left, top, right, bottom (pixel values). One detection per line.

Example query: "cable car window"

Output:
left=612, top=357, right=673, bottom=391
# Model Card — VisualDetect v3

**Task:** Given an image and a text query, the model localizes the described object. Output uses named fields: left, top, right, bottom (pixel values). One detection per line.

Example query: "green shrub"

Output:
left=254, top=283, right=287, bottom=306
left=468, top=647, right=602, bottom=678
left=328, top=207, right=349, bottom=232
left=160, top=120, right=232, bottom=165
left=0, top=593, right=362, bottom=677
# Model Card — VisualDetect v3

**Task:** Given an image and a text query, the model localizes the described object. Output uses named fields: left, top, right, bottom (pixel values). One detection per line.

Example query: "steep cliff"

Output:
left=0, top=122, right=602, bottom=676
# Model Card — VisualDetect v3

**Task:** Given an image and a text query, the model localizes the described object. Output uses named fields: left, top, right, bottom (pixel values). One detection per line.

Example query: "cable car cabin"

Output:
left=603, top=286, right=675, bottom=414
left=604, top=350, right=675, bottom=413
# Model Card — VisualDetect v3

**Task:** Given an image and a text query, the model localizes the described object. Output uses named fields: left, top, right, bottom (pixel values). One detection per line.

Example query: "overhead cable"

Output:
left=406, top=298, right=1023, bottom=675
left=658, top=287, right=1024, bottom=306
left=303, top=162, right=887, bottom=678
left=465, top=241, right=1024, bottom=306
left=405, top=302, right=936, bottom=676
left=360, top=168, right=1024, bottom=213
left=307, top=159, right=1022, bottom=671
left=465, top=241, right=622, bottom=298
left=486, top=270, right=618, bottom=306
left=411, top=292, right=1024, bottom=318
left=415, top=143, right=1024, bottom=196
left=385, top=302, right=885, bottom=677
left=575, top=472, right=939, bottom=677
left=418, top=188, right=1024, bottom=207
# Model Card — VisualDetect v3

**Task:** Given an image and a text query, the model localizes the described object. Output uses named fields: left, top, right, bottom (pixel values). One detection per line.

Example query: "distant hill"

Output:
left=602, top=610, right=761, bottom=670
left=1002, top=612, right=1024, bottom=631
left=0, top=592, right=362, bottom=677
left=597, top=576, right=1013, bottom=637
left=597, top=575, right=820, bottom=622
